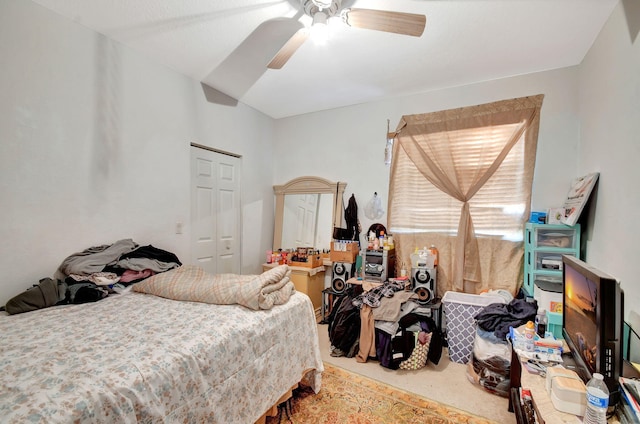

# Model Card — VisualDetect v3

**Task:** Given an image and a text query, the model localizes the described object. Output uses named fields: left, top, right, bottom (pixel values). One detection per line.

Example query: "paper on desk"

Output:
left=516, top=349, right=563, bottom=364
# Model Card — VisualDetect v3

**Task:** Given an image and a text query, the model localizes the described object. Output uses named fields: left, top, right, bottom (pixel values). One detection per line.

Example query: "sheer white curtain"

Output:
left=389, top=95, right=544, bottom=295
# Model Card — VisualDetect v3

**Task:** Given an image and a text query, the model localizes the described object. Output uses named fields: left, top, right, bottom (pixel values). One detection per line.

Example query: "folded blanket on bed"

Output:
left=132, top=264, right=294, bottom=310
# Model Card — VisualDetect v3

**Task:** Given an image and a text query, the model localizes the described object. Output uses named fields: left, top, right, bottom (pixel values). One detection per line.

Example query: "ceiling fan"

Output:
left=267, top=0, right=427, bottom=69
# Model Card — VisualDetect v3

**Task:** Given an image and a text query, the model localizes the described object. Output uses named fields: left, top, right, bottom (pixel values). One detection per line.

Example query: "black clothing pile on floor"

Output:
left=327, top=286, right=362, bottom=358
left=376, top=313, right=443, bottom=370
left=474, top=298, right=538, bottom=340
left=326, top=281, right=444, bottom=371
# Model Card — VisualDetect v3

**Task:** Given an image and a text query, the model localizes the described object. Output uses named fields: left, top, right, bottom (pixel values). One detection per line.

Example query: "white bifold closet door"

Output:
left=190, top=146, right=241, bottom=275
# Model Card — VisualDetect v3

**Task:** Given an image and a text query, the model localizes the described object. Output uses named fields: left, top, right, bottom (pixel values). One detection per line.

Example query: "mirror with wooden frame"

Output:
left=273, top=176, right=347, bottom=251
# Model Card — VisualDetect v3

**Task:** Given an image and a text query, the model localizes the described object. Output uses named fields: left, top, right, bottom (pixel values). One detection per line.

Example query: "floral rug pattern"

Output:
left=267, top=363, right=498, bottom=424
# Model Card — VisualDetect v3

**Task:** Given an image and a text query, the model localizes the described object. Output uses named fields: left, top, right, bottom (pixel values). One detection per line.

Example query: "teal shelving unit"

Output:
left=523, top=222, right=580, bottom=298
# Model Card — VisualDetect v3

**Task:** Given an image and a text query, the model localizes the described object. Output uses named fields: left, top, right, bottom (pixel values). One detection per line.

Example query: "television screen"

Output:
left=563, top=262, right=598, bottom=374
left=562, top=255, right=623, bottom=405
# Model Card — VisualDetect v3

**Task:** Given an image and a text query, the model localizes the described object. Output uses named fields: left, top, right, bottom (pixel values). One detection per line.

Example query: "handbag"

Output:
left=398, top=332, right=432, bottom=370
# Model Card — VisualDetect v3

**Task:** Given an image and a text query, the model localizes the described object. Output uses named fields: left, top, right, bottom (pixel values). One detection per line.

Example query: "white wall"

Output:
left=274, top=2, right=639, bottom=320
left=577, top=1, right=640, bottom=318
left=3, top=0, right=636, bottom=322
left=274, top=68, right=582, bottom=248
left=0, top=1, right=275, bottom=305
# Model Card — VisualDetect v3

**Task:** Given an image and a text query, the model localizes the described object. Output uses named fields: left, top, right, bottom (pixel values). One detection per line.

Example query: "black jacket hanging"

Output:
left=345, top=194, right=360, bottom=242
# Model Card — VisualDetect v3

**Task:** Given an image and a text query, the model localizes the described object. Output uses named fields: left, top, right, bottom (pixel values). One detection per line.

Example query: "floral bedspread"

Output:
left=0, top=291, right=323, bottom=423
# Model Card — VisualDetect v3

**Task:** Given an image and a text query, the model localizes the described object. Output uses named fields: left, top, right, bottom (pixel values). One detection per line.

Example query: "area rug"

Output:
left=267, top=363, right=497, bottom=424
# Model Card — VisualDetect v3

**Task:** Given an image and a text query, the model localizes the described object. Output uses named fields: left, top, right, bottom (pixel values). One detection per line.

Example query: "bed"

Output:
left=0, top=268, right=323, bottom=423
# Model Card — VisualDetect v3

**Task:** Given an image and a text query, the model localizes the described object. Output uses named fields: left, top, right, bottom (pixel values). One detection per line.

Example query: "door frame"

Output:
left=190, top=142, right=243, bottom=273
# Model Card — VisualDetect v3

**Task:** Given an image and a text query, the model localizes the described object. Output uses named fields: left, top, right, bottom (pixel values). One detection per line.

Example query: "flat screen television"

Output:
left=562, top=255, right=623, bottom=405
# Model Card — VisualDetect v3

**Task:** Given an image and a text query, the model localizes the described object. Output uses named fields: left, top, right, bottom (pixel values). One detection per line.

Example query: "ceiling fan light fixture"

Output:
left=311, top=11, right=329, bottom=44
left=269, top=0, right=424, bottom=70
left=312, top=11, right=328, bottom=26
left=311, top=0, right=333, bottom=10
left=340, top=8, right=352, bottom=27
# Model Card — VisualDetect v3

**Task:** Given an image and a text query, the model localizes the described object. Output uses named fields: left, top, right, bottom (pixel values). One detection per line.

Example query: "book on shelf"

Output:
left=620, top=377, right=640, bottom=420
left=619, top=400, right=640, bottom=424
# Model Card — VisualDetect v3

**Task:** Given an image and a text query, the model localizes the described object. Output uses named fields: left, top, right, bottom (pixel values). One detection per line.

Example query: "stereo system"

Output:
left=364, top=249, right=396, bottom=283
left=412, top=266, right=437, bottom=305
left=331, top=262, right=355, bottom=293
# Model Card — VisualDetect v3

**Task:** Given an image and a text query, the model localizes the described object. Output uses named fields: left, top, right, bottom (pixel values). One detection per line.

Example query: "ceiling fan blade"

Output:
left=268, top=28, right=310, bottom=69
left=202, top=18, right=303, bottom=100
left=343, top=8, right=426, bottom=37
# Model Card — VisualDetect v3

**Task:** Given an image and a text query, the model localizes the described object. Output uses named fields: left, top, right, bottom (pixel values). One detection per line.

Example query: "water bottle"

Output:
left=535, top=309, right=548, bottom=338
left=584, top=373, right=609, bottom=424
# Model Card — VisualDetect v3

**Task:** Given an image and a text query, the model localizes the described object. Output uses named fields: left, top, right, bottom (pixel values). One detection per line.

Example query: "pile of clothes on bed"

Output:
left=4, top=239, right=181, bottom=314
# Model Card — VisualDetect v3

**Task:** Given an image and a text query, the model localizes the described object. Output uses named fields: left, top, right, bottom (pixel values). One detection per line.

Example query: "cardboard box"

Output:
left=330, top=241, right=359, bottom=263
left=290, top=253, right=322, bottom=268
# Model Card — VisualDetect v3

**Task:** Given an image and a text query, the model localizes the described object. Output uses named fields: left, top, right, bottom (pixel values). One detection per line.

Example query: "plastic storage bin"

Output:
left=442, top=291, right=506, bottom=364
left=535, top=252, right=571, bottom=271
left=535, top=228, right=578, bottom=249
left=523, top=223, right=580, bottom=297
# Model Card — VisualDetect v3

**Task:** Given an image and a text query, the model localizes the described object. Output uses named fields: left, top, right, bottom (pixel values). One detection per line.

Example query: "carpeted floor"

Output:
left=267, top=362, right=499, bottom=424
left=317, top=322, right=513, bottom=422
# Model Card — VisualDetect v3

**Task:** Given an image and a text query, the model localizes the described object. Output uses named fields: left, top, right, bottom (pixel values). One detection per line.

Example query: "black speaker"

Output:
left=332, top=262, right=354, bottom=293
left=412, top=266, right=436, bottom=305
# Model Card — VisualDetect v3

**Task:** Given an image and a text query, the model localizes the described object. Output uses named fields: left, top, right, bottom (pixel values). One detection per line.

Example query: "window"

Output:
left=389, top=95, right=544, bottom=294
left=391, top=123, right=527, bottom=240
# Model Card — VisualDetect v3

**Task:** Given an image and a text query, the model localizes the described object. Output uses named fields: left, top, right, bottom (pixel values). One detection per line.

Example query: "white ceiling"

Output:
left=29, top=0, right=618, bottom=119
